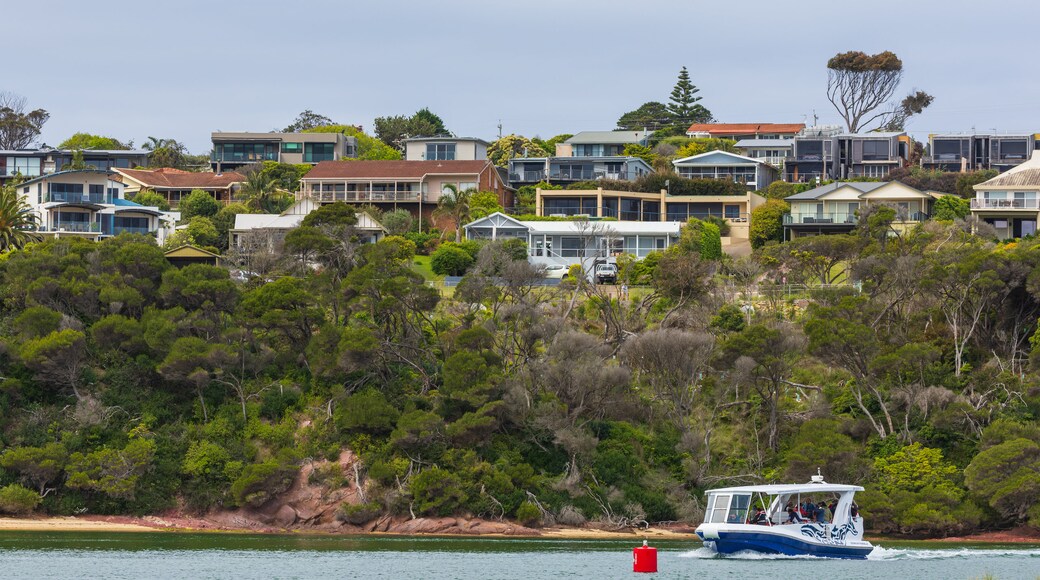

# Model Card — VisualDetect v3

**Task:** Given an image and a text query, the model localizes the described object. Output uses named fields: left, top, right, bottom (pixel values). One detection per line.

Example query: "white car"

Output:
left=543, top=264, right=568, bottom=279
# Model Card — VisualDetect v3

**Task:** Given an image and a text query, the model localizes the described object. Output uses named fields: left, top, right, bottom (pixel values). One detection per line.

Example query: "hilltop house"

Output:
left=784, top=132, right=909, bottom=182
left=463, top=212, right=681, bottom=267
left=970, top=151, right=1040, bottom=239
left=114, top=167, right=246, bottom=207
left=297, top=159, right=509, bottom=221
left=1, top=147, right=149, bottom=186
left=211, top=131, right=356, bottom=172
left=16, top=169, right=171, bottom=243
left=782, top=181, right=934, bottom=240
left=672, top=150, right=778, bottom=191
left=923, top=133, right=1037, bottom=173
left=230, top=199, right=386, bottom=252
left=508, top=131, right=653, bottom=189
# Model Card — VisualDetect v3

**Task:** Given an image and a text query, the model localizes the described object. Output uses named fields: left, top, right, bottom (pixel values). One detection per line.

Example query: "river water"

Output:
left=0, top=531, right=1038, bottom=579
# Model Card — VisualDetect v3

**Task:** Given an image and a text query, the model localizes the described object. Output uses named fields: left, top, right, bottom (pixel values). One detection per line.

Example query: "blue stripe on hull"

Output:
left=712, top=531, right=872, bottom=560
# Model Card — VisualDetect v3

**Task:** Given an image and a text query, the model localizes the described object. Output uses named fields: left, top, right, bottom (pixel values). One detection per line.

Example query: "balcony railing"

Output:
left=509, top=170, right=547, bottom=182
left=42, top=222, right=99, bottom=233
left=784, top=211, right=928, bottom=225
left=304, top=190, right=424, bottom=203
left=47, top=193, right=108, bottom=204
left=109, top=226, right=155, bottom=236
left=971, top=198, right=1040, bottom=210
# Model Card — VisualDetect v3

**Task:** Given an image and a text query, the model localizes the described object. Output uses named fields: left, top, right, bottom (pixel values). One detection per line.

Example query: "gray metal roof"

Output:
left=402, top=136, right=489, bottom=145
left=784, top=181, right=887, bottom=200
left=565, top=131, right=649, bottom=145
left=735, top=139, right=793, bottom=148
left=834, top=132, right=904, bottom=139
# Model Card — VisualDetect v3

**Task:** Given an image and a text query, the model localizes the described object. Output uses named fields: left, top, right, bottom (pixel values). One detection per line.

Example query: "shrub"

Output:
left=749, top=199, right=789, bottom=249
left=431, top=244, right=474, bottom=276
left=0, top=484, right=42, bottom=515
left=179, top=189, right=220, bottom=220
left=700, top=221, right=722, bottom=260
left=337, top=501, right=383, bottom=524
left=555, top=505, right=587, bottom=526
left=515, top=500, right=542, bottom=527
left=230, top=455, right=298, bottom=507
left=403, top=231, right=439, bottom=255
left=335, top=388, right=400, bottom=435
left=410, top=467, right=467, bottom=516
left=710, top=304, right=746, bottom=333
left=381, top=209, right=415, bottom=236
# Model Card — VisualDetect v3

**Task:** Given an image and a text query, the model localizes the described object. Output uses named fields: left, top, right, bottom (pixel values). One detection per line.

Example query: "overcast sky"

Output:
left=9, top=0, right=1038, bottom=153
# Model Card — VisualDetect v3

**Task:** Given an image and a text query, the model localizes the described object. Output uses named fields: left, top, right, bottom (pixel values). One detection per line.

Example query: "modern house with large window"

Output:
left=734, top=139, right=793, bottom=169
left=1, top=148, right=149, bottom=185
left=970, top=151, right=1040, bottom=239
left=534, top=186, right=765, bottom=241
left=672, top=150, right=778, bottom=191
left=16, top=169, right=170, bottom=242
left=923, top=133, right=1038, bottom=173
left=210, top=131, right=356, bottom=172
left=298, top=159, right=509, bottom=220
left=403, top=137, right=489, bottom=161
left=507, top=131, right=653, bottom=189
left=114, top=167, right=246, bottom=207
left=463, top=212, right=682, bottom=267
left=784, top=132, right=908, bottom=182
left=782, top=181, right=934, bottom=240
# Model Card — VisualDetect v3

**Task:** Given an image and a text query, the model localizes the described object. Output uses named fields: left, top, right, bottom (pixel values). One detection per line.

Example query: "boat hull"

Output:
left=696, top=525, right=873, bottom=560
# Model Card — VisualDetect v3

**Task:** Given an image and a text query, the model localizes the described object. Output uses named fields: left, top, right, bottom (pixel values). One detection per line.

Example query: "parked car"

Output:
left=543, top=264, right=568, bottom=279
left=595, top=263, right=618, bottom=284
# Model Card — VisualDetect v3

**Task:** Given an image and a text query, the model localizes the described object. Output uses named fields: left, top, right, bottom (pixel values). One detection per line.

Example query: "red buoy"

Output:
left=633, top=539, right=657, bottom=573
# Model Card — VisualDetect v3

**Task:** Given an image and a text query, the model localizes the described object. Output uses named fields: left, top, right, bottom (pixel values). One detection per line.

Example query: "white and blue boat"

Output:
left=694, top=474, right=873, bottom=559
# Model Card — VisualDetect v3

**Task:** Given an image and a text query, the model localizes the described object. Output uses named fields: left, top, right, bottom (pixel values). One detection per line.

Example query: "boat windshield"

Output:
left=706, top=493, right=751, bottom=523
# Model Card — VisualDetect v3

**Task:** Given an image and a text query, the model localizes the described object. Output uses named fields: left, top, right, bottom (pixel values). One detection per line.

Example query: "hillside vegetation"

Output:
left=0, top=206, right=1038, bottom=537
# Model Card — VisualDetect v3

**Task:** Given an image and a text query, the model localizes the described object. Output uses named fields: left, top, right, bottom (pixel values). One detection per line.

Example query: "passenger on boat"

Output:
left=850, top=502, right=859, bottom=518
left=814, top=503, right=827, bottom=524
left=828, top=500, right=838, bottom=520
left=750, top=507, right=769, bottom=525
left=803, top=499, right=816, bottom=520
left=784, top=502, right=804, bottom=524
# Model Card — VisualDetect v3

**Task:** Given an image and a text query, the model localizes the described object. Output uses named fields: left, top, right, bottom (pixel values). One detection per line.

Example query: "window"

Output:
left=709, top=495, right=730, bottom=523
left=49, top=182, right=84, bottom=202
left=864, top=165, right=889, bottom=178
left=726, top=494, right=751, bottom=524
left=218, top=143, right=277, bottom=162
left=798, top=140, right=824, bottom=159
left=724, top=204, right=741, bottom=219
left=1000, top=140, right=1028, bottom=160
left=281, top=142, right=303, bottom=153
left=426, top=143, right=456, bottom=160
left=6, top=156, right=41, bottom=177
left=304, top=143, right=335, bottom=163
left=862, top=140, right=889, bottom=160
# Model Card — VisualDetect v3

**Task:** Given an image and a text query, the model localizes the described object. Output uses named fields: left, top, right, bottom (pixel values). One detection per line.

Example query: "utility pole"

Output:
left=497, top=120, right=503, bottom=139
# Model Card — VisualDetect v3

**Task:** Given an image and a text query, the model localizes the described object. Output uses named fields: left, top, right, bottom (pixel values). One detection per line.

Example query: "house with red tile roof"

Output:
left=113, top=167, right=246, bottom=207
left=686, top=123, right=805, bottom=140
left=298, top=160, right=509, bottom=220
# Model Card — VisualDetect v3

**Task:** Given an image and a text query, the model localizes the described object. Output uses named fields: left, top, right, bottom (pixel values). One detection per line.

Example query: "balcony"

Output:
left=304, top=190, right=424, bottom=203
left=971, top=198, right=1040, bottom=210
left=509, top=170, right=547, bottom=182
left=109, top=226, right=155, bottom=236
left=47, top=193, right=108, bottom=204
left=43, top=222, right=100, bottom=233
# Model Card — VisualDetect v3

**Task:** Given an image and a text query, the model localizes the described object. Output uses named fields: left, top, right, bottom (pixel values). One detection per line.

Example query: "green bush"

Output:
left=515, top=500, right=542, bottom=527
left=749, top=199, right=789, bottom=249
left=0, top=484, right=42, bottom=515
left=230, top=455, right=298, bottom=507
left=431, top=245, right=474, bottom=276
left=337, top=501, right=383, bottom=524
left=700, top=221, right=722, bottom=260
left=410, top=467, right=467, bottom=516
left=179, top=189, right=221, bottom=220
left=335, top=388, right=400, bottom=435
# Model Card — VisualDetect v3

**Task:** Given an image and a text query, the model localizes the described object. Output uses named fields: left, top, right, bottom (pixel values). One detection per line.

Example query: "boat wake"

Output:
left=866, top=546, right=1040, bottom=561
left=679, top=545, right=1040, bottom=561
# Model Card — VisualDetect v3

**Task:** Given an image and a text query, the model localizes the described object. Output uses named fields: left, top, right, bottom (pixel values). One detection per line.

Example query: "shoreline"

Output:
left=1, top=516, right=1038, bottom=545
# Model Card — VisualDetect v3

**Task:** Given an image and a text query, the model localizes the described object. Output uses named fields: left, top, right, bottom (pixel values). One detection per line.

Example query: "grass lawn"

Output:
left=411, top=256, right=442, bottom=282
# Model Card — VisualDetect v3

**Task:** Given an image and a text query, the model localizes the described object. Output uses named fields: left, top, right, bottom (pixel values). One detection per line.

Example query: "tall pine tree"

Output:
left=667, top=66, right=712, bottom=130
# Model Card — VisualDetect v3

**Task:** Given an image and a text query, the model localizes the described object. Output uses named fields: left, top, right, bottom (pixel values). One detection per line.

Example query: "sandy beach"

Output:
left=0, top=516, right=156, bottom=533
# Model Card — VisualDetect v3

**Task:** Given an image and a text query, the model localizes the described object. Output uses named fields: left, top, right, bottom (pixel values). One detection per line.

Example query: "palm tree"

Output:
left=239, top=168, right=280, bottom=213
left=434, top=184, right=474, bottom=243
left=0, top=185, right=41, bottom=251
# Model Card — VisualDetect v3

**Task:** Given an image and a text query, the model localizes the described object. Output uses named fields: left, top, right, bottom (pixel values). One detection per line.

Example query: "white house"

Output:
left=463, top=212, right=682, bottom=267
left=970, top=150, right=1040, bottom=239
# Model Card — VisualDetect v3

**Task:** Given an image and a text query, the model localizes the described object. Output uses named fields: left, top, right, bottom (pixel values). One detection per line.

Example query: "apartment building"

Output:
left=0, top=148, right=149, bottom=185
left=923, top=133, right=1037, bottom=173
left=784, top=132, right=909, bottom=182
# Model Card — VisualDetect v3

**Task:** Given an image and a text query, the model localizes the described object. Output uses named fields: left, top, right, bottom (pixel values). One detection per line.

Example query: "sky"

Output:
left=8, top=0, right=1039, bottom=154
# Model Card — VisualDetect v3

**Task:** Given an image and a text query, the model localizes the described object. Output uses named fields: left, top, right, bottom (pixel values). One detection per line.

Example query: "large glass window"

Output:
left=1000, top=140, right=1028, bottom=160
left=304, top=143, right=335, bottom=163
left=6, top=156, right=42, bottom=177
left=726, top=494, right=751, bottom=524
left=798, top=140, right=824, bottom=159
left=49, top=182, right=84, bottom=202
left=426, top=143, right=456, bottom=160
left=862, top=140, right=889, bottom=160
left=281, top=142, right=303, bottom=153
left=218, top=143, right=277, bottom=162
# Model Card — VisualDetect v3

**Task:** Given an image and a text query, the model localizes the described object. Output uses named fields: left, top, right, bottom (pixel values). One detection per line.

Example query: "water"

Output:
left=0, top=531, right=1037, bottom=579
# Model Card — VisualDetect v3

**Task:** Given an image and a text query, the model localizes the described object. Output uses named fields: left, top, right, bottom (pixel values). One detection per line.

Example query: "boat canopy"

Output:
left=706, top=483, right=863, bottom=495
